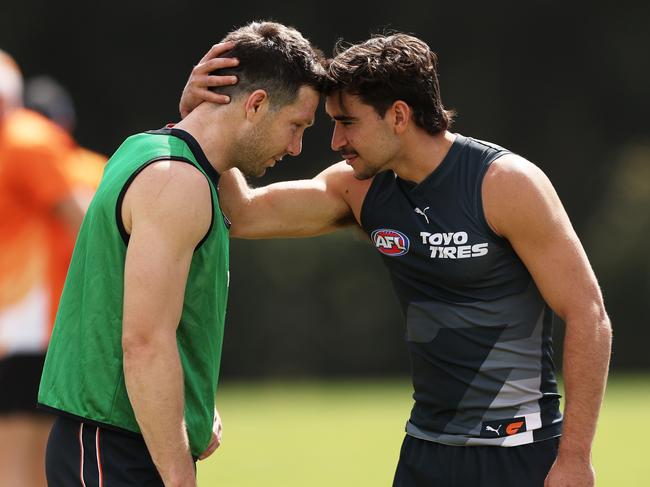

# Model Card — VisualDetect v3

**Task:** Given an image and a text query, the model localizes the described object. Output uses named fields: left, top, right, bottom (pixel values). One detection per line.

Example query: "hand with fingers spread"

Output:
left=179, top=41, right=239, bottom=118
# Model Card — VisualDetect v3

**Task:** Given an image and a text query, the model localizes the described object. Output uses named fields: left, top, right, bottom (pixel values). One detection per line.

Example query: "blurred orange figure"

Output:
left=0, top=50, right=103, bottom=487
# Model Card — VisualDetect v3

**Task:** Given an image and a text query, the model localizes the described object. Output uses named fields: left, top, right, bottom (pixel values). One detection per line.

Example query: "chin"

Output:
left=246, top=168, right=265, bottom=178
left=239, top=164, right=266, bottom=178
left=254, top=165, right=269, bottom=178
left=353, top=166, right=379, bottom=181
left=353, top=172, right=372, bottom=181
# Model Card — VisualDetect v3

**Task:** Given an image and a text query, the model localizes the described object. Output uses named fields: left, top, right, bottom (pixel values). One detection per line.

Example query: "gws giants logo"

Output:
left=480, top=417, right=528, bottom=438
left=372, top=229, right=410, bottom=256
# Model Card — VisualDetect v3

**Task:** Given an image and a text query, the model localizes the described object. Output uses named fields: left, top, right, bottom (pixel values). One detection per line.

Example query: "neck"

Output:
left=391, top=130, right=456, bottom=184
left=174, top=103, right=236, bottom=174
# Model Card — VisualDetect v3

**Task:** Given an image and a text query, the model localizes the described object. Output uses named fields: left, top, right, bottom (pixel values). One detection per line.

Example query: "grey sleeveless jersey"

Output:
left=360, top=134, right=562, bottom=446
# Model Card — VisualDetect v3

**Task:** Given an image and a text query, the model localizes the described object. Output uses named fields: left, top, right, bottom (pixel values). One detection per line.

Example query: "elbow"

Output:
left=122, top=330, right=161, bottom=365
left=122, top=321, right=177, bottom=362
left=221, top=188, right=264, bottom=239
left=599, top=311, right=613, bottom=347
left=221, top=190, right=254, bottom=225
left=593, top=300, right=612, bottom=337
left=562, top=299, right=612, bottom=339
left=224, top=205, right=260, bottom=239
left=227, top=222, right=252, bottom=239
left=589, top=302, right=613, bottom=352
left=221, top=208, right=248, bottom=238
left=122, top=334, right=148, bottom=365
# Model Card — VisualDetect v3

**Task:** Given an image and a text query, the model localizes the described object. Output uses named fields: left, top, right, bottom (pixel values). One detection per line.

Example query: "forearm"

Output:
left=124, top=337, right=195, bottom=486
left=559, top=309, right=612, bottom=458
left=219, top=168, right=353, bottom=238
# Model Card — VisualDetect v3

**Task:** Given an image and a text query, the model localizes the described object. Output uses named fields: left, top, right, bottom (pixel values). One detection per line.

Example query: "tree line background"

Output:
left=2, top=0, right=648, bottom=375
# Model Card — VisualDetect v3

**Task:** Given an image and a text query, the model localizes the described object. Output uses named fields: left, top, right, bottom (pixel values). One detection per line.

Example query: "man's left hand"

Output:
left=545, top=454, right=595, bottom=487
left=198, top=409, right=223, bottom=461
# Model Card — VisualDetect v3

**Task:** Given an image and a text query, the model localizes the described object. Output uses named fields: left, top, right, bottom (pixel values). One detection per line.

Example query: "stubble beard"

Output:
left=351, top=157, right=384, bottom=181
left=353, top=166, right=379, bottom=181
left=232, top=121, right=273, bottom=178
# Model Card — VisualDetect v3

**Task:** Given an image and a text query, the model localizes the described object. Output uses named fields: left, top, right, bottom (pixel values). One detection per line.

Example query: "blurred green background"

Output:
left=2, top=1, right=648, bottom=485
left=5, top=0, right=644, bottom=374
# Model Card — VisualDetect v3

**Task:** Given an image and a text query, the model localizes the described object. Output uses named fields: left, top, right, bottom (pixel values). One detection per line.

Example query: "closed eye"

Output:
left=331, top=116, right=356, bottom=126
left=331, top=119, right=354, bottom=126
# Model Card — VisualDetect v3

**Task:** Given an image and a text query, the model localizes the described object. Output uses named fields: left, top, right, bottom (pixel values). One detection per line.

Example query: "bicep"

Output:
left=122, top=220, right=195, bottom=341
left=485, top=158, right=604, bottom=321
left=122, top=162, right=212, bottom=342
left=513, top=214, right=601, bottom=321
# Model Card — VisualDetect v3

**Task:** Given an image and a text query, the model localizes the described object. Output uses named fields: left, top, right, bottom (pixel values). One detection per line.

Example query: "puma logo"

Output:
left=481, top=417, right=527, bottom=439
left=414, top=207, right=430, bottom=224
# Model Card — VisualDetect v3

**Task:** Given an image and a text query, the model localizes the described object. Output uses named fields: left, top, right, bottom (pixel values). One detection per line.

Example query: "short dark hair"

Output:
left=211, top=21, right=325, bottom=108
left=325, top=34, right=454, bottom=134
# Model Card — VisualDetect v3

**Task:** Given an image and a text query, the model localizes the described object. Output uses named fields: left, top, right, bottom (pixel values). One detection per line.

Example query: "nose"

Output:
left=287, top=132, right=303, bottom=157
left=331, top=123, right=346, bottom=151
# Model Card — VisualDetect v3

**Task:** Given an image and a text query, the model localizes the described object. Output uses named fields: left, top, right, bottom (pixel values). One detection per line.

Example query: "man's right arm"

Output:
left=219, top=161, right=370, bottom=239
left=122, top=161, right=212, bottom=487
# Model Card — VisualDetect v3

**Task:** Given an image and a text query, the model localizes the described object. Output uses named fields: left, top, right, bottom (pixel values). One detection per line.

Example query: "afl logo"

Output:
left=371, top=229, right=410, bottom=256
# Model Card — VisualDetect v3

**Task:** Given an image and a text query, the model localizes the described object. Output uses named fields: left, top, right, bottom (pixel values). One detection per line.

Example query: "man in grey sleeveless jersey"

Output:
left=183, top=32, right=611, bottom=487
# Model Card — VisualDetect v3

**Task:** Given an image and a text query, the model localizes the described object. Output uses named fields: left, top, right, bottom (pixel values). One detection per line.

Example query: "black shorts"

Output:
left=46, top=415, right=166, bottom=487
left=393, top=435, right=559, bottom=487
left=0, top=352, right=49, bottom=415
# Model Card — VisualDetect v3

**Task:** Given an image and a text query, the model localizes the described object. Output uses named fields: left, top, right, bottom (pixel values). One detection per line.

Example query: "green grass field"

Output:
left=197, top=374, right=650, bottom=486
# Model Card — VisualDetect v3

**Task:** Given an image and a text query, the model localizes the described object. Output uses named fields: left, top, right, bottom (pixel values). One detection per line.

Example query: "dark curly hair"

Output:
left=325, top=34, right=454, bottom=134
left=211, top=21, right=326, bottom=109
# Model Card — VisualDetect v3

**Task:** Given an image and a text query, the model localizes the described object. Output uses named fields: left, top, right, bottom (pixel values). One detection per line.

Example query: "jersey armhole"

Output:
left=115, top=157, right=215, bottom=250
left=359, top=171, right=389, bottom=232
left=475, top=151, right=510, bottom=243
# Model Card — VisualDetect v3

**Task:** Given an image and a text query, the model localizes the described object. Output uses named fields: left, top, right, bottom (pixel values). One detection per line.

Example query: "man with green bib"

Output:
left=38, top=22, right=324, bottom=487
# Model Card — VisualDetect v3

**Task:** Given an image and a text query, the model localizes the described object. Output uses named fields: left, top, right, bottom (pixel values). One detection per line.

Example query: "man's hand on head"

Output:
left=179, top=41, right=240, bottom=119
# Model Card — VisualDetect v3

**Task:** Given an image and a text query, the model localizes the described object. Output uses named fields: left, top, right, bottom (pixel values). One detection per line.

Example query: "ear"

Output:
left=244, top=89, right=269, bottom=121
left=390, top=100, right=411, bottom=135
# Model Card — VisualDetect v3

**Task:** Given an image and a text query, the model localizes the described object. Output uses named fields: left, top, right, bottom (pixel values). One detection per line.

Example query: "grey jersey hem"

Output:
left=405, top=420, right=563, bottom=447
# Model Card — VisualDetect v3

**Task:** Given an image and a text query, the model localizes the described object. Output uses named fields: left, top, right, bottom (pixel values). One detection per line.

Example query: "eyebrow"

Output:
left=331, top=115, right=356, bottom=122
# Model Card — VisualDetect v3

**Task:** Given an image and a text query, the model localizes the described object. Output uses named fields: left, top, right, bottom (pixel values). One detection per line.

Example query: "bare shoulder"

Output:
left=483, top=153, right=564, bottom=238
left=123, top=160, right=212, bottom=239
left=317, top=161, right=374, bottom=222
left=485, top=153, right=551, bottom=190
left=136, top=158, right=209, bottom=189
